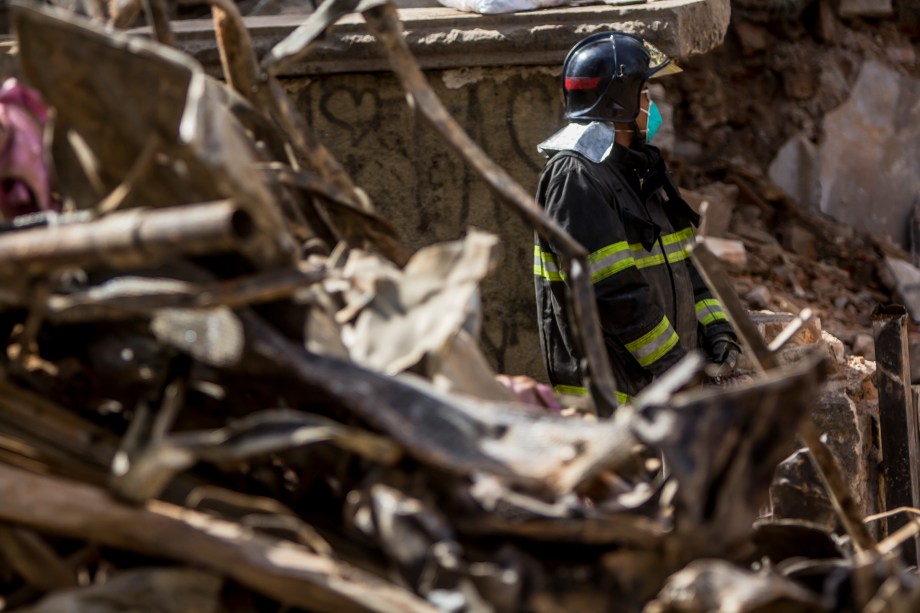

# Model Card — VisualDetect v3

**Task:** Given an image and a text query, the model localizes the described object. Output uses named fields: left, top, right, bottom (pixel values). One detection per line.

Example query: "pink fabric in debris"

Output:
left=495, top=374, right=564, bottom=413
left=0, top=78, right=56, bottom=219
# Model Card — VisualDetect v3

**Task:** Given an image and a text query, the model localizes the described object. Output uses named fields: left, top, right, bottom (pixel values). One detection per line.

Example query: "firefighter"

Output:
left=533, top=31, right=740, bottom=404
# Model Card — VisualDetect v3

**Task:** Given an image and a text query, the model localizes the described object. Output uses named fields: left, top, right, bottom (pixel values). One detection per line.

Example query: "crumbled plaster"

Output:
left=442, top=65, right=559, bottom=89
left=575, top=21, right=642, bottom=37
left=418, top=27, right=505, bottom=45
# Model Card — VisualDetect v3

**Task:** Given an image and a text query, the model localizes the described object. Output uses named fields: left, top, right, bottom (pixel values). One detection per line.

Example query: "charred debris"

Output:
left=0, top=2, right=916, bottom=611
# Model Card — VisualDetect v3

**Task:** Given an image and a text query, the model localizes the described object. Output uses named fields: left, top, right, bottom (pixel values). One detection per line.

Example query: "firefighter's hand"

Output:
left=709, top=333, right=741, bottom=378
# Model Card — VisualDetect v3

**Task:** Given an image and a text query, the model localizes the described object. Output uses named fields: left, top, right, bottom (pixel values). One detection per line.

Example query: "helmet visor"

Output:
left=644, top=40, right=682, bottom=78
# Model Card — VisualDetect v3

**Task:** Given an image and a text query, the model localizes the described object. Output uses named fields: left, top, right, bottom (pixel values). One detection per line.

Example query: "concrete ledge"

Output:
left=165, top=0, right=729, bottom=76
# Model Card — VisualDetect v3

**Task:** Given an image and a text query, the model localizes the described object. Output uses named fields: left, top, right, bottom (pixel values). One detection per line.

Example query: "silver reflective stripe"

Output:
left=695, top=298, right=728, bottom=326
left=625, top=316, right=679, bottom=367
left=588, top=241, right=633, bottom=283
left=632, top=227, right=694, bottom=269
left=534, top=245, right=564, bottom=282
left=535, top=217, right=696, bottom=287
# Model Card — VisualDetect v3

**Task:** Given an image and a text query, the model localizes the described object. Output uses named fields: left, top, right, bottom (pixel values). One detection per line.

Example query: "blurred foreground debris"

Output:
left=0, top=2, right=914, bottom=612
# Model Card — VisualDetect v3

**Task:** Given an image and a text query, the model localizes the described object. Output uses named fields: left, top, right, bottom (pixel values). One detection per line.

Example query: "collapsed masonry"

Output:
left=0, top=0, right=918, bottom=612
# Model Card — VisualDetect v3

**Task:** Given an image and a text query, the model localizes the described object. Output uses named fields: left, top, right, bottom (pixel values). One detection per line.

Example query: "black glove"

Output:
left=709, top=333, right=742, bottom=377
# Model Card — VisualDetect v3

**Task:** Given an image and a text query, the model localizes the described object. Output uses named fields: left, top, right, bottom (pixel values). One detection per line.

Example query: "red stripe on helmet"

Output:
left=564, top=77, right=601, bottom=91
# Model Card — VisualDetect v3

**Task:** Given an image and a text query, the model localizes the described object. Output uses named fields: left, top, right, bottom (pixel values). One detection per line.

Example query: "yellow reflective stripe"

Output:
left=638, top=329, right=679, bottom=367
left=534, top=265, right=565, bottom=282
left=537, top=227, right=695, bottom=282
left=553, top=385, right=632, bottom=404
left=624, top=316, right=670, bottom=352
left=661, top=227, right=694, bottom=245
left=629, top=228, right=695, bottom=270
left=695, top=299, right=721, bottom=312
left=700, top=313, right=727, bottom=326
left=624, top=316, right=680, bottom=367
left=554, top=384, right=589, bottom=396
left=695, top=298, right=728, bottom=326
left=588, top=241, right=634, bottom=284
left=534, top=245, right=565, bottom=282
left=634, top=249, right=690, bottom=269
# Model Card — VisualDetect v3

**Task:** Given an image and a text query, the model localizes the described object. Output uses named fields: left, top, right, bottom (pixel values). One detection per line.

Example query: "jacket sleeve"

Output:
left=688, top=256, right=736, bottom=352
left=540, top=160, right=685, bottom=377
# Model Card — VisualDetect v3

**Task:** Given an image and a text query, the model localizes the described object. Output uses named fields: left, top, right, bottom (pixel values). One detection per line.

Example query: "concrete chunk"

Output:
left=817, top=62, right=920, bottom=246
left=771, top=62, right=920, bottom=248
left=735, top=311, right=831, bottom=372
left=699, top=237, right=747, bottom=272
left=768, top=134, right=820, bottom=211
left=173, top=0, right=733, bottom=76
left=683, top=182, right=738, bottom=238
left=880, top=256, right=920, bottom=322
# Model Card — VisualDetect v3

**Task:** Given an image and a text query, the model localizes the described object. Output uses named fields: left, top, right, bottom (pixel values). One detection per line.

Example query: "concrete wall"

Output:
left=286, top=66, right=562, bottom=376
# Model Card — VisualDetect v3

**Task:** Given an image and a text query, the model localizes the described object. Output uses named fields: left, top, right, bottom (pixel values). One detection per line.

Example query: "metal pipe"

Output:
left=0, top=200, right=253, bottom=278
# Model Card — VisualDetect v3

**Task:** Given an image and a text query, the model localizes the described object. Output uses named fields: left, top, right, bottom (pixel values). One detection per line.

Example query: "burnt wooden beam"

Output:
left=872, top=304, right=920, bottom=565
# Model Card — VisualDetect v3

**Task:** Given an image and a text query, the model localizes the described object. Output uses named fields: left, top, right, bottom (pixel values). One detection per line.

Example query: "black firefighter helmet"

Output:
left=562, top=31, right=680, bottom=124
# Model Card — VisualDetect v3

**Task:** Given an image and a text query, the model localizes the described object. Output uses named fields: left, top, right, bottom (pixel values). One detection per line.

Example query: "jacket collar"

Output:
left=537, top=122, right=615, bottom=163
left=538, top=122, right=664, bottom=172
left=609, top=142, right=662, bottom=175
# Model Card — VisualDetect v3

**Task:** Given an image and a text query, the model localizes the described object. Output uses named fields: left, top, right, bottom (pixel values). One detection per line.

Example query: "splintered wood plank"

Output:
left=0, top=463, right=437, bottom=613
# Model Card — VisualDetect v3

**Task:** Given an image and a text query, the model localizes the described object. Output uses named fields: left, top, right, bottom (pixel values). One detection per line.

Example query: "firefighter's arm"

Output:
left=687, top=257, right=740, bottom=367
left=542, top=164, right=685, bottom=377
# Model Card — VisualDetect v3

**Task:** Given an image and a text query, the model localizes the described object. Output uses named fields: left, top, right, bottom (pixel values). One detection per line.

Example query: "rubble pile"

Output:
left=683, top=171, right=903, bottom=358
left=667, top=0, right=920, bottom=363
left=0, top=1, right=917, bottom=612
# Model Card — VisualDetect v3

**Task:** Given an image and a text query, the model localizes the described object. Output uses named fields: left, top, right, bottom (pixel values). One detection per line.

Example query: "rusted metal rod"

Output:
left=872, top=303, right=920, bottom=564
left=141, top=0, right=175, bottom=47
left=362, top=3, right=618, bottom=415
left=211, top=0, right=257, bottom=97
left=0, top=200, right=254, bottom=278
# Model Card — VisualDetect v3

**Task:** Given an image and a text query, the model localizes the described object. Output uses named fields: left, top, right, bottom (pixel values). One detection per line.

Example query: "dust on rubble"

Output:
left=665, top=0, right=920, bottom=363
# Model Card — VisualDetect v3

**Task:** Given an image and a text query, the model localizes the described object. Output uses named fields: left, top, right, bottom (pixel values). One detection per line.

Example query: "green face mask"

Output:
left=646, top=100, right=662, bottom=143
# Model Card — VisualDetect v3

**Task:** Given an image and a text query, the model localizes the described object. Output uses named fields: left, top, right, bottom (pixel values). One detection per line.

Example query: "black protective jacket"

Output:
left=534, top=143, right=734, bottom=402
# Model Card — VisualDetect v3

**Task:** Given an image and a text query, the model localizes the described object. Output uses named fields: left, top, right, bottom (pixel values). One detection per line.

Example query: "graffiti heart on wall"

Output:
left=289, top=69, right=563, bottom=378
